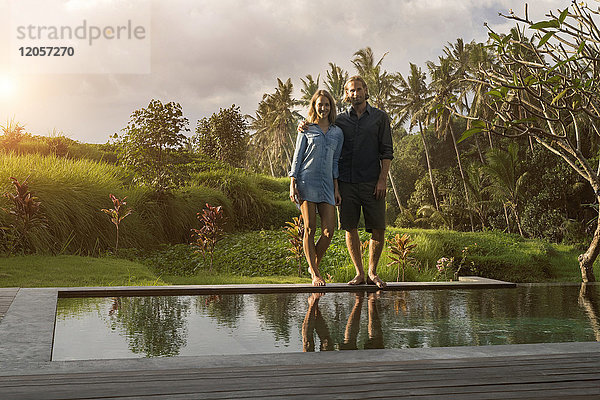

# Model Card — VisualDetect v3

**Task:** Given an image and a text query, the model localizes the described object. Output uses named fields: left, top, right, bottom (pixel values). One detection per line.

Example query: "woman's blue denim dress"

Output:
left=289, top=123, right=344, bottom=206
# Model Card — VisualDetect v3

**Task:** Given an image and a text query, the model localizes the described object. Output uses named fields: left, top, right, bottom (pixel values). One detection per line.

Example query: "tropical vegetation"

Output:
left=1, top=2, right=600, bottom=284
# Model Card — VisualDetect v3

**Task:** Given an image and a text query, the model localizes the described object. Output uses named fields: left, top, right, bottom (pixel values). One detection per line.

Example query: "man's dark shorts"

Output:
left=338, top=181, right=386, bottom=232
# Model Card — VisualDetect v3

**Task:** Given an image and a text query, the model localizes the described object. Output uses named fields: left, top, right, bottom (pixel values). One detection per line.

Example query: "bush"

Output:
left=143, top=244, right=202, bottom=276
left=192, top=169, right=297, bottom=229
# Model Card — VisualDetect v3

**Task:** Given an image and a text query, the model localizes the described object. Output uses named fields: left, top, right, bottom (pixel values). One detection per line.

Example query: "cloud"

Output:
left=0, top=0, right=567, bottom=143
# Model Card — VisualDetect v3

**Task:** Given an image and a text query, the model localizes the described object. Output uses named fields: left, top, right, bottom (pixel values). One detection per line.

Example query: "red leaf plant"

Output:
left=101, top=194, right=133, bottom=252
left=191, top=203, right=226, bottom=271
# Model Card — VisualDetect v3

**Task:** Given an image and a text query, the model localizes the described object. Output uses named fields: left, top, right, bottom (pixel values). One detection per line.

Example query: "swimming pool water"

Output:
left=52, top=284, right=600, bottom=360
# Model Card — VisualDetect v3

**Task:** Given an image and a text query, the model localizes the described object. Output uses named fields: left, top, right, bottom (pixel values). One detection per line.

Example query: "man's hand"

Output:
left=373, top=160, right=391, bottom=200
left=297, top=120, right=309, bottom=133
left=335, top=190, right=342, bottom=206
left=373, top=179, right=386, bottom=200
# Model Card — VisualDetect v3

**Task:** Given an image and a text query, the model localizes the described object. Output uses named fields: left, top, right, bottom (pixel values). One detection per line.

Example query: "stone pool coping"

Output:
left=4, top=277, right=596, bottom=376
left=58, top=276, right=516, bottom=297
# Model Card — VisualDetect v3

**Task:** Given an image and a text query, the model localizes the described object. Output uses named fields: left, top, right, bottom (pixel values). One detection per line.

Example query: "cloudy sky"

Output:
left=0, top=0, right=568, bottom=144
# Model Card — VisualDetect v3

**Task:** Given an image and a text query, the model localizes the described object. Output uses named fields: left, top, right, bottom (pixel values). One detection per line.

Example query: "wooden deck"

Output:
left=1, top=284, right=599, bottom=399
left=0, top=350, right=599, bottom=399
left=0, top=288, right=18, bottom=322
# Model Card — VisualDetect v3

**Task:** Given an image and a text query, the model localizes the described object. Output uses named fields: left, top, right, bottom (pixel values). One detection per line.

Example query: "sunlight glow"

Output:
left=0, top=75, right=17, bottom=99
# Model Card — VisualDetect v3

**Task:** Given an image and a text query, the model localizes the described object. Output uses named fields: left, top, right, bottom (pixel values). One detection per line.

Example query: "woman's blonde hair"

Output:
left=307, top=90, right=337, bottom=124
left=343, top=75, right=369, bottom=103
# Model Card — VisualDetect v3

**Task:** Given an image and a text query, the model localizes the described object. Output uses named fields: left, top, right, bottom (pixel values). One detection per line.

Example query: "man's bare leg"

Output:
left=367, top=228, right=386, bottom=288
left=346, top=228, right=365, bottom=285
left=366, top=291, right=384, bottom=349
left=342, top=292, right=364, bottom=350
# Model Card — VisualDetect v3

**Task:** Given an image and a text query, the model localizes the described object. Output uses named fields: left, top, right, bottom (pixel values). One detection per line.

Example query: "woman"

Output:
left=289, top=90, right=344, bottom=286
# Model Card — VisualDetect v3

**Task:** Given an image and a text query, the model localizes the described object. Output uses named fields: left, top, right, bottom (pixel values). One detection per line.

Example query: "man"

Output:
left=299, top=76, right=393, bottom=288
left=336, top=76, right=393, bottom=288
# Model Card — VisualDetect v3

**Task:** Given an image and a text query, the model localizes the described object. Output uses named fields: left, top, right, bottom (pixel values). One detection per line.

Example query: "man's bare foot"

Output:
left=367, top=274, right=387, bottom=288
left=348, top=275, right=366, bottom=285
left=311, top=276, right=326, bottom=286
left=368, top=291, right=381, bottom=300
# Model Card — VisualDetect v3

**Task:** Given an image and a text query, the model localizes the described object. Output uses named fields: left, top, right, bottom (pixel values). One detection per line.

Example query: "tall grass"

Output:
left=0, top=154, right=232, bottom=254
left=0, top=153, right=298, bottom=254
left=192, top=169, right=297, bottom=230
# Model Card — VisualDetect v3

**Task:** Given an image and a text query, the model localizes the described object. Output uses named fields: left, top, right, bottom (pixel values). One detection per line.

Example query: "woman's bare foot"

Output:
left=348, top=274, right=366, bottom=285
left=307, top=292, right=324, bottom=306
left=367, top=274, right=387, bottom=288
left=311, top=275, right=326, bottom=286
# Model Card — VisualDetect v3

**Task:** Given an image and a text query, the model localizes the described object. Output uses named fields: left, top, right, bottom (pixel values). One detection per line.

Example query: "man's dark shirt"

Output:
left=335, top=102, right=394, bottom=183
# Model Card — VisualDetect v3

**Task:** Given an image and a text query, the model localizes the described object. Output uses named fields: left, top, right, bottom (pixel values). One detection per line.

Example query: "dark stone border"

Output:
left=58, top=276, right=516, bottom=298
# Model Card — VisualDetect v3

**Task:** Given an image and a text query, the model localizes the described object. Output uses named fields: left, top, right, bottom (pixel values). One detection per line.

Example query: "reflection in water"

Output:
left=108, top=296, right=191, bottom=357
left=302, top=292, right=384, bottom=352
left=53, top=285, right=600, bottom=360
left=579, top=283, right=600, bottom=341
left=254, top=294, right=298, bottom=342
left=302, top=293, right=333, bottom=351
left=194, top=294, right=244, bottom=328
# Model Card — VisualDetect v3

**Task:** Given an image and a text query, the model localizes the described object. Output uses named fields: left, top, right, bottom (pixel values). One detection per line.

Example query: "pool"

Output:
left=52, top=284, right=600, bottom=360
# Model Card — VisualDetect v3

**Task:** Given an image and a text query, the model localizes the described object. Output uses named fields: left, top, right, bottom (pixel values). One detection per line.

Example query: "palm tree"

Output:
left=351, top=47, right=402, bottom=208
left=464, top=162, right=490, bottom=230
left=464, top=41, right=497, bottom=152
left=396, top=63, right=439, bottom=211
left=351, top=47, right=400, bottom=112
left=299, top=74, right=320, bottom=107
left=325, top=62, right=349, bottom=113
left=428, top=55, right=475, bottom=231
left=248, top=78, right=302, bottom=177
left=482, top=143, right=528, bottom=236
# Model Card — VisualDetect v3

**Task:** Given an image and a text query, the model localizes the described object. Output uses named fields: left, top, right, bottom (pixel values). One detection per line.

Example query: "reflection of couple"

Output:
left=289, top=76, right=393, bottom=287
left=302, top=292, right=384, bottom=352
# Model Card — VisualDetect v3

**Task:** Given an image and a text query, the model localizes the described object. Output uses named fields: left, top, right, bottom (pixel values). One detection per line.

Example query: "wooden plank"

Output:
left=2, top=375, right=599, bottom=400
left=1, top=355, right=598, bottom=400
left=2, top=354, right=597, bottom=388
left=2, top=351, right=597, bottom=381
left=2, top=362, right=598, bottom=390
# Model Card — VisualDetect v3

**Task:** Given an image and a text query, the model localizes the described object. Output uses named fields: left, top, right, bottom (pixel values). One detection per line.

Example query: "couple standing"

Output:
left=289, top=76, right=393, bottom=288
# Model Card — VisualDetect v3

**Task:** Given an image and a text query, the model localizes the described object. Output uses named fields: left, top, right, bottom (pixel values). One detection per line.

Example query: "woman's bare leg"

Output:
left=300, top=201, right=325, bottom=286
left=315, top=203, right=336, bottom=269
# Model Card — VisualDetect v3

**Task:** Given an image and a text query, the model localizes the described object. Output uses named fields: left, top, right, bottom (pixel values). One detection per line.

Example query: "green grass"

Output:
left=0, top=228, right=598, bottom=288
left=0, top=254, right=311, bottom=287
left=0, top=255, right=161, bottom=287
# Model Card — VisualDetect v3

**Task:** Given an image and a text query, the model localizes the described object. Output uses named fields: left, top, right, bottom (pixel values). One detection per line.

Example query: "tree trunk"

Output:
left=388, top=171, right=401, bottom=209
left=503, top=203, right=511, bottom=233
left=475, top=134, right=485, bottom=164
left=513, top=207, right=524, bottom=237
left=578, top=208, right=600, bottom=282
left=267, top=151, right=275, bottom=177
left=448, top=122, right=475, bottom=232
left=419, top=121, right=439, bottom=211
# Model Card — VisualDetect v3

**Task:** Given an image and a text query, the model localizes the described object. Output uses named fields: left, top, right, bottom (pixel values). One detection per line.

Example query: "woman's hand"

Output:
left=297, top=120, right=309, bottom=133
left=289, top=178, right=299, bottom=204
